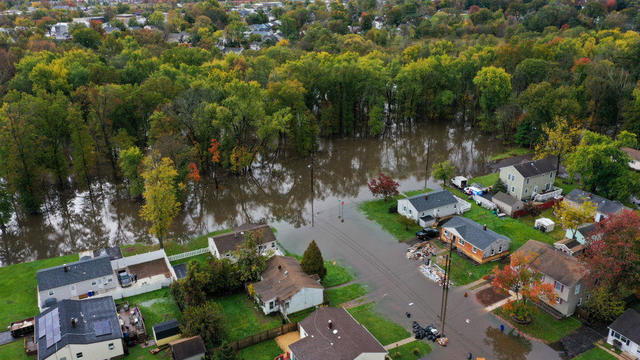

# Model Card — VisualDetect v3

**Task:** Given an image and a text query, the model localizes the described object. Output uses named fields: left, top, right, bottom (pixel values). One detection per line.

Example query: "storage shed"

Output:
left=491, top=192, right=525, bottom=217
left=152, top=319, right=181, bottom=346
left=534, top=218, right=555, bottom=232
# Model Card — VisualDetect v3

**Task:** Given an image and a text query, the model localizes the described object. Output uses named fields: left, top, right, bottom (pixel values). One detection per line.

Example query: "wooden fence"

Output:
left=228, top=323, right=298, bottom=351
left=167, top=247, right=210, bottom=262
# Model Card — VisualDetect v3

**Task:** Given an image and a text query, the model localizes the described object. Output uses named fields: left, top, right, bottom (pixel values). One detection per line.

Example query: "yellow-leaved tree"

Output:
left=555, top=198, right=597, bottom=240
left=140, top=154, right=181, bottom=249
left=535, top=117, right=581, bottom=174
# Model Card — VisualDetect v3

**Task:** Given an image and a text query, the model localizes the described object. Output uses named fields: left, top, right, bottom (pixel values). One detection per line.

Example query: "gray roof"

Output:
left=290, top=307, right=386, bottom=360
left=565, top=189, right=626, bottom=216
left=577, top=223, right=596, bottom=237
left=609, top=309, right=640, bottom=344
left=405, top=190, right=457, bottom=212
left=37, top=257, right=113, bottom=291
left=512, top=157, right=555, bottom=177
left=442, top=216, right=510, bottom=251
left=35, top=296, right=122, bottom=360
left=492, top=192, right=521, bottom=207
left=515, top=240, right=588, bottom=286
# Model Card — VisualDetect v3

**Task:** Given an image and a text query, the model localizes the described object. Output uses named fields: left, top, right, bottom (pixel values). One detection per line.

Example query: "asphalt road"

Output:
left=276, top=198, right=563, bottom=360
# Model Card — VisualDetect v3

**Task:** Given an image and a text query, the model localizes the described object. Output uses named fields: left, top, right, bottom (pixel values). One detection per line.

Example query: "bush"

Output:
left=413, top=347, right=421, bottom=355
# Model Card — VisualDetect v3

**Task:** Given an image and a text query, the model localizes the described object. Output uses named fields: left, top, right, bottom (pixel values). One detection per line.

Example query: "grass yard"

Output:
left=469, top=173, right=500, bottom=188
left=446, top=252, right=497, bottom=285
left=237, top=340, right=282, bottom=360
left=211, top=293, right=282, bottom=341
left=358, top=195, right=423, bottom=242
left=347, top=302, right=410, bottom=346
left=388, top=340, right=432, bottom=360
left=572, top=347, right=617, bottom=360
left=126, top=344, right=171, bottom=360
left=0, top=253, right=79, bottom=328
left=0, top=340, right=30, bottom=360
left=117, top=288, right=182, bottom=333
left=555, top=178, right=579, bottom=195
left=122, top=228, right=232, bottom=257
left=322, top=260, right=355, bottom=287
left=518, top=208, right=565, bottom=241
left=493, top=305, right=582, bottom=343
left=489, top=147, right=531, bottom=161
left=287, top=307, right=316, bottom=323
left=403, top=189, right=432, bottom=198
left=169, top=253, right=213, bottom=266
left=327, top=283, right=368, bottom=305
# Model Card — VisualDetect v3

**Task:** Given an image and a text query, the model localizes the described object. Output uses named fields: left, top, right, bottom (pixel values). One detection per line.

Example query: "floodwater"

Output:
left=0, top=121, right=507, bottom=266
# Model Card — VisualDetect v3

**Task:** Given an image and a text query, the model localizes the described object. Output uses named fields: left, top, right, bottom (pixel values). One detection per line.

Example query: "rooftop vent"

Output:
left=71, top=318, right=77, bottom=328
left=328, top=320, right=333, bottom=329
left=63, top=265, right=68, bottom=272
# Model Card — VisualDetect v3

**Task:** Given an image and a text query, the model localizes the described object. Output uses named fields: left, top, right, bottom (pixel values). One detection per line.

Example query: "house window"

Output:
left=458, top=239, right=466, bottom=247
left=76, top=353, right=83, bottom=359
left=555, top=281, right=564, bottom=292
left=269, top=301, right=274, bottom=310
left=491, top=249, right=495, bottom=256
left=472, top=247, right=477, bottom=254
left=545, top=183, right=550, bottom=190
left=48, top=290, right=54, bottom=296
left=533, top=186, right=538, bottom=193
left=525, top=188, right=528, bottom=194
left=272, top=242, right=276, bottom=248
left=498, top=245, right=503, bottom=253
left=444, top=230, right=450, bottom=238
left=526, top=178, right=529, bottom=184
left=409, top=210, right=412, bottom=215
left=578, top=298, right=582, bottom=306
left=91, top=281, right=96, bottom=286
left=511, top=186, right=515, bottom=193
left=108, top=277, right=112, bottom=283
left=108, top=343, right=114, bottom=350
left=403, top=206, right=407, bottom=211
left=575, top=284, right=581, bottom=295
left=550, top=172, right=553, bottom=178
left=60, top=358, right=67, bottom=360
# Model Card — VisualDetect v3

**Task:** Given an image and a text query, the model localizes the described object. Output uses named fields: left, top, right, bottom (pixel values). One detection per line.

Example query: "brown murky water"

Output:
left=0, top=121, right=507, bottom=266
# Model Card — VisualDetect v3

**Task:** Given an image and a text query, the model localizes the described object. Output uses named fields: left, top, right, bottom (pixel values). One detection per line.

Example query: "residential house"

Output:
left=109, top=249, right=178, bottom=298
left=397, top=190, right=463, bottom=227
left=37, top=257, right=117, bottom=310
left=288, top=307, right=387, bottom=360
left=564, top=189, right=628, bottom=222
left=169, top=336, right=206, bottom=360
left=252, top=256, right=323, bottom=316
left=622, top=147, right=640, bottom=171
left=499, top=157, right=556, bottom=200
left=607, top=309, right=640, bottom=358
left=208, top=224, right=280, bottom=261
left=153, top=319, right=181, bottom=346
left=491, top=191, right=524, bottom=216
left=35, top=296, right=124, bottom=360
left=440, top=217, right=511, bottom=264
left=515, top=240, right=589, bottom=318
left=554, top=223, right=600, bottom=256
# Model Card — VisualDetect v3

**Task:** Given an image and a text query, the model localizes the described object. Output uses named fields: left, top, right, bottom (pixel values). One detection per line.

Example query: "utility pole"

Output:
left=440, top=237, right=454, bottom=335
left=310, top=152, right=314, bottom=227
left=425, top=137, right=432, bottom=189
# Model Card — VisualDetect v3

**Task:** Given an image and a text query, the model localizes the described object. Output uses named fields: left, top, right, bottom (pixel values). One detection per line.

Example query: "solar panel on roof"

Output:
left=51, top=308, right=61, bottom=343
left=93, top=319, right=111, bottom=336
left=38, top=316, right=46, bottom=338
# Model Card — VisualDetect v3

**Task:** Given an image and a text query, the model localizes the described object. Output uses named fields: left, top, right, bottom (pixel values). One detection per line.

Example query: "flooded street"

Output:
left=0, top=121, right=506, bottom=265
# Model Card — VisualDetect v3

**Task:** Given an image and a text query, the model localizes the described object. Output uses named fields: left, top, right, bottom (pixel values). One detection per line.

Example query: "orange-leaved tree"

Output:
left=491, top=251, right=557, bottom=321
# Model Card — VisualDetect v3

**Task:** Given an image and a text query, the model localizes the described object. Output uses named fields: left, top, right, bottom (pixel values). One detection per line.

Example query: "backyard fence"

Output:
left=166, top=247, right=210, bottom=262
left=228, top=323, right=298, bottom=351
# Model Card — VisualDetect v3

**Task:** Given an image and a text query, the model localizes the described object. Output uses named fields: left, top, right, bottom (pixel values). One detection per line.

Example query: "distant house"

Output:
left=208, top=224, right=280, bottom=261
left=35, top=296, right=124, bottom=360
left=607, top=309, right=640, bottom=357
left=554, top=223, right=601, bottom=256
left=252, top=256, right=323, bottom=316
left=440, top=217, right=511, bottom=264
left=397, top=190, right=463, bottom=227
left=37, top=257, right=116, bottom=310
left=515, top=240, right=589, bottom=318
left=288, top=307, right=387, bottom=360
left=564, top=189, right=628, bottom=222
left=622, top=147, right=640, bottom=171
left=491, top=191, right=525, bottom=216
left=499, top=157, right=556, bottom=200
left=153, top=319, right=181, bottom=346
left=169, top=336, right=206, bottom=360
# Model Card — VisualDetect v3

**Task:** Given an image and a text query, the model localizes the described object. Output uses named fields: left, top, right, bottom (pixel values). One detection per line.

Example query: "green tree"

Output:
left=235, top=233, right=267, bottom=283
left=473, top=66, right=512, bottom=132
left=214, top=342, right=237, bottom=360
left=139, top=155, right=181, bottom=248
left=300, top=240, right=327, bottom=279
left=69, top=106, right=97, bottom=189
left=432, top=160, right=456, bottom=187
left=535, top=117, right=580, bottom=174
left=182, top=302, right=226, bottom=348
left=147, top=11, right=165, bottom=28
left=491, top=178, right=507, bottom=194
left=72, top=27, right=102, bottom=49
left=554, top=198, right=597, bottom=240
left=0, top=181, right=12, bottom=230
left=119, top=147, right=144, bottom=198
left=581, top=285, right=625, bottom=324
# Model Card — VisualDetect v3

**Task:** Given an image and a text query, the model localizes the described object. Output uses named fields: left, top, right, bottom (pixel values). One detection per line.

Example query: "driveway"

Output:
left=276, top=197, right=562, bottom=360
left=0, top=331, right=16, bottom=346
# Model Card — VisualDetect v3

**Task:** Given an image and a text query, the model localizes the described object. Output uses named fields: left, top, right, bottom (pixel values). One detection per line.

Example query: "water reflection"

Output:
left=485, top=326, right=532, bottom=360
left=0, top=121, right=507, bottom=265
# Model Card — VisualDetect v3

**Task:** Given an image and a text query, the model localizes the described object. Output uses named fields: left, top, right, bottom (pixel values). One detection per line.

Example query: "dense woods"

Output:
left=1, top=0, right=640, bottom=218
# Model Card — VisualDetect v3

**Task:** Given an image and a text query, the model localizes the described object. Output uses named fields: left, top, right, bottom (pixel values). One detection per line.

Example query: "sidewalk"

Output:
left=384, top=337, right=416, bottom=350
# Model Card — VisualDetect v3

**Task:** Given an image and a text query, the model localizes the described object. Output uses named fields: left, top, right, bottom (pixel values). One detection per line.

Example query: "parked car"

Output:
left=463, top=186, right=484, bottom=196
left=416, top=228, right=439, bottom=240
left=118, top=270, right=132, bottom=287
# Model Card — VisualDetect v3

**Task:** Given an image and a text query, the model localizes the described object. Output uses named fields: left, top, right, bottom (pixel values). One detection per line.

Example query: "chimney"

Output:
left=63, top=265, right=68, bottom=272
left=71, top=318, right=77, bottom=328
left=587, top=193, right=592, bottom=199
left=328, top=320, right=333, bottom=329
left=278, top=265, right=282, bottom=271
left=424, top=194, right=429, bottom=200
left=483, top=224, right=487, bottom=231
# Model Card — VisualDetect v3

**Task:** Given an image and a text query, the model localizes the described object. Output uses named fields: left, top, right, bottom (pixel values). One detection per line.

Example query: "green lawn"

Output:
left=493, top=305, right=582, bottom=343
left=117, top=288, right=182, bottom=334
left=287, top=307, right=316, bottom=323
left=126, top=344, right=171, bottom=360
left=388, top=340, right=432, bottom=360
left=403, top=189, right=432, bottom=197
left=211, top=293, right=282, bottom=341
left=489, top=147, right=531, bottom=161
left=445, top=252, right=497, bottom=285
left=347, top=302, right=410, bottom=346
left=518, top=208, right=565, bottom=242
left=572, top=347, right=617, bottom=360
left=322, top=260, right=355, bottom=287
left=169, top=253, right=213, bottom=266
left=469, top=173, right=500, bottom=188
left=237, top=340, right=282, bottom=360
left=0, top=340, right=29, bottom=360
left=327, top=283, right=368, bottom=305
left=555, top=178, right=579, bottom=195
left=0, top=253, right=79, bottom=328
left=122, top=228, right=232, bottom=257
left=358, top=195, right=422, bottom=241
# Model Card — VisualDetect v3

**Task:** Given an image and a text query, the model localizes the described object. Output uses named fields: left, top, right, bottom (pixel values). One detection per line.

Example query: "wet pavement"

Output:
left=276, top=197, right=563, bottom=360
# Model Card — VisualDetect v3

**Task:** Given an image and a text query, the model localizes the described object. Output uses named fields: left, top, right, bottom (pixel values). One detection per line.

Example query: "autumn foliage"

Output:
left=367, top=173, right=400, bottom=201
left=492, top=251, right=557, bottom=320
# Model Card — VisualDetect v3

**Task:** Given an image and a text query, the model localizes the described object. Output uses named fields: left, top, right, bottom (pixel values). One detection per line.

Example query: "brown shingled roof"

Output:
left=514, top=240, right=588, bottom=286
left=252, top=256, right=323, bottom=302
left=622, top=147, right=640, bottom=161
left=169, top=336, right=206, bottom=360
left=210, top=224, right=275, bottom=254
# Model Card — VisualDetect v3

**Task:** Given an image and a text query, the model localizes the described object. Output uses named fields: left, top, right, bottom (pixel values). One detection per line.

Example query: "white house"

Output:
left=607, top=309, right=640, bottom=358
left=35, top=296, right=124, bottom=360
left=289, top=307, right=387, bottom=360
left=251, top=256, right=323, bottom=316
left=208, top=224, right=280, bottom=261
left=564, top=189, right=628, bottom=223
left=397, top=190, right=461, bottom=227
left=36, top=257, right=117, bottom=310
left=622, top=147, right=640, bottom=171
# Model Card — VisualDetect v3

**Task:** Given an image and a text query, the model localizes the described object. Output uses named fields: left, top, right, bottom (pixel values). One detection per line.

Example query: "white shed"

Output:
left=534, top=218, right=555, bottom=232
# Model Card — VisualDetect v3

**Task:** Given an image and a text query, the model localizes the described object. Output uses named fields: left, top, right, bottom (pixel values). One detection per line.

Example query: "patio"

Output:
left=275, top=331, right=300, bottom=354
